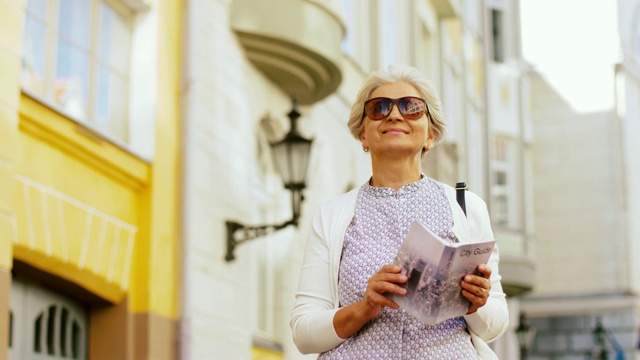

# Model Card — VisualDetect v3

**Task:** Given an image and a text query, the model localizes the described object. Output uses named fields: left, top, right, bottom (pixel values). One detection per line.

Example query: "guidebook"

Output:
left=388, top=220, right=495, bottom=325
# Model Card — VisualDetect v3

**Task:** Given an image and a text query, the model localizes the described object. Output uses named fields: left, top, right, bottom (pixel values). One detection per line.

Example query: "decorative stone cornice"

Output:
left=231, top=0, right=344, bottom=105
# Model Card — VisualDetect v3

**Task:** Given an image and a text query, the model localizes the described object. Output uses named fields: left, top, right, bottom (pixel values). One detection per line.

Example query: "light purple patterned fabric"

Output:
left=318, top=176, right=479, bottom=360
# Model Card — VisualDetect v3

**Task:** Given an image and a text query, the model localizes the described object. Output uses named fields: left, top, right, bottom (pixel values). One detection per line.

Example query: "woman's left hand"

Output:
left=461, top=264, right=491, bottom=315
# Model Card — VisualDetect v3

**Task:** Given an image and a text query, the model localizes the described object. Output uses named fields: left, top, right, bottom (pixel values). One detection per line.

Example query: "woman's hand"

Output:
left=461, top=264, right=491, bottom=315
left=358, top=264, right=408, bottom=320
left=333, top=264, right=407, bottom=339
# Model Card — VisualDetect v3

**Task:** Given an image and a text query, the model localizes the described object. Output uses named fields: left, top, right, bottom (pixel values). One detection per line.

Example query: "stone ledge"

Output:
left=231, top=0, right=343, bottom=105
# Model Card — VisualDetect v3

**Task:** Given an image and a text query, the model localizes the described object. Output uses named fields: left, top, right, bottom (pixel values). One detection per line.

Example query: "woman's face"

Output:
left=360, top=82, right=432, bottom=158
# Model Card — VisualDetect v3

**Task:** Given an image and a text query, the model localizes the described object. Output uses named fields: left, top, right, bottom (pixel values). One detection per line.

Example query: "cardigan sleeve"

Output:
left=462, top=191, right=510, bottom=343
left=289, top=203, right=346, bottom=354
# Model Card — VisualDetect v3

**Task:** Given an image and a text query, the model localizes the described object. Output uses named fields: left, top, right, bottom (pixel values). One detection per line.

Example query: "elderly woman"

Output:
left=290, top=64, right=508, bottom=359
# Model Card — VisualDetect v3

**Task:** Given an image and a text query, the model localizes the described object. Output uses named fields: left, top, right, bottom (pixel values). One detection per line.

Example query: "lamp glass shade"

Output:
left=271, top=136, right=312, bottom=187
left=516, top=322, right=537, bottom=351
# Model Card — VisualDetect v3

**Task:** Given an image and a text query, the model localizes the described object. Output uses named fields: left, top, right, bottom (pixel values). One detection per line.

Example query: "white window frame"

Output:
left=634, top=11, right=640, bottom=64
left=490, top=136, right=520, bottom=229
left=21, top=0, right=157, bottom=160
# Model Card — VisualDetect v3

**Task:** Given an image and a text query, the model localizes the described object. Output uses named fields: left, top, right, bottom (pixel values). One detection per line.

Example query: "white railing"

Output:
left=15, top=175, right=137, bottom=290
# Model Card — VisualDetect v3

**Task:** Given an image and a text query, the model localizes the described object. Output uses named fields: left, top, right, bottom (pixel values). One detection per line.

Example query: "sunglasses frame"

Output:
left=363, top=96, right=429, bottom=120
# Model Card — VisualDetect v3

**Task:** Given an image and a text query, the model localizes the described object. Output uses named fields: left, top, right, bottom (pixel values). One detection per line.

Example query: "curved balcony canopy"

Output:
left=501, top=255, right=535, bottom=297
left=231, top=0, right=344, bottom=105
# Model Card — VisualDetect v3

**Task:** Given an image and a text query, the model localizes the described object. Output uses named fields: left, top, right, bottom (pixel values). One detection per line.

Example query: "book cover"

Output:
left=388, top=220, right=495, bottom=325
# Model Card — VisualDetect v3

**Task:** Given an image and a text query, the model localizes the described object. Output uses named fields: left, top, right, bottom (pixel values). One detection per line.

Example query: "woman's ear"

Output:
left=425, top=132, right=434, bottom=150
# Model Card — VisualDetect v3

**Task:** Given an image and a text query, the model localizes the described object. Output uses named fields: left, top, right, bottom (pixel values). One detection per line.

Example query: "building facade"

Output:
left=179, top=0, right=534, bottom=359
left=0, top=0, right=182, bottom=359
left=522, top=0, right=640, bottom=358
left=1, top=0, right=536, bottom=359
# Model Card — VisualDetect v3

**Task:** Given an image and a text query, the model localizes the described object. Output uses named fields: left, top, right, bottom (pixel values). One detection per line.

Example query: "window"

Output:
left=491, top=136, right=519, bottom=228
left=379, top=0, right=396, bottom=68
left=340, top=0, right=374, bottom=70
left=32, top=305, right=82, bottom=357
left=635, top=6, right=640, bottom=62
left=11, top=279, right=88, bottom=359
left=8, top=311, right=12, bottom=348
left=490, top=9, right=504, bottom=63
left=22, top=0, right=132, bottom=143
left=341, top=0, right=356, bottom=58
left=416, top=24, right=437, bottom=79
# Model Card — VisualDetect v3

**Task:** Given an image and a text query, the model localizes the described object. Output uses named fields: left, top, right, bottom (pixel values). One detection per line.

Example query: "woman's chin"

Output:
left=372, top=146, right=422, bottom=158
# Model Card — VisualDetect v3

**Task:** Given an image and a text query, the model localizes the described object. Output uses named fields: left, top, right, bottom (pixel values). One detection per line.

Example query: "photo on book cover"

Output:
left=388, top=220, right=495, bottom=326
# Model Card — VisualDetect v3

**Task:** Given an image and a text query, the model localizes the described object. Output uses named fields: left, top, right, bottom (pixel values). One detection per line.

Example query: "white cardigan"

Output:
left=290, top=183, right=509, bottom=359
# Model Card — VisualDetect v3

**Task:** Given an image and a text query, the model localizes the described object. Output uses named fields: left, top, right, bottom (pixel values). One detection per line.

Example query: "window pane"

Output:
left=494, top=194, right=508, bottom=226
left=54, top=39, right=89, bottom=119
left=379, top=0, right=396, bottom=68
left=99, top=3, right=130, bottom=74
left=22, top=15, right=47, bottom=96
left=34, top=313, right=43, bottom=353
left=58, top=0, right=91, bottom=48
left=96, top=65, right=128, bottom=142
left=60, top=307, right=69, bottom=357
left=491, top=9, right=504, bottom=62
left=26, top=0, right=47, bottom=19
left=341, top=0, right=355, bottom=57
left=71, top=320, right=81, bottom=359
left=8, top=311, right=12, bottom=348
left=46, top=306, right=56, bottom=355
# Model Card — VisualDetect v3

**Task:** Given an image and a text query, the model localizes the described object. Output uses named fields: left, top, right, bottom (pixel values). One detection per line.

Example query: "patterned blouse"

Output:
left=318, top=176, right=480, bottom=360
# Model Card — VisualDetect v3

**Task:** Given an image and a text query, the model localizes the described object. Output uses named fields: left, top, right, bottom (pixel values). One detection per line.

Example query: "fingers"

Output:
left=462, top=265, right=492, bottom=314
left=461, top=284, right=489, bottom=301
left=373, top=264, right=407, bottom=285
left=378, top=264, right=404, bottom=275
left=367, top=265, right=408, bottom=296
left=363, top=290, right=402, bottom=310
left=475, top=264, right=492, bottom=279
left=360, top=265, right=408, bottom=317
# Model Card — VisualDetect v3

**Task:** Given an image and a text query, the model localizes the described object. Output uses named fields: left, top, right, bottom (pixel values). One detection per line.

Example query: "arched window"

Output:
left=11, top=280, right=87, bottom=359
left=32, top=304, right=84, bottom=358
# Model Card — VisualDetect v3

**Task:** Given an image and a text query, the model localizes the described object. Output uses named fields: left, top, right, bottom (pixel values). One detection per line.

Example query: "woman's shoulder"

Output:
left=309, top=186, right=361, bottom=235
left=318, top=186, right=360, bottom=212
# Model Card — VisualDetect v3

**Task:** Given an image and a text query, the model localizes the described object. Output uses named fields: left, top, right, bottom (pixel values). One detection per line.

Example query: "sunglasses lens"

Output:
left=365, top=98, right=392, bottom=120
left=364, top=97, right=427, bottom=120
left=399, top=97, right=426, bottom=119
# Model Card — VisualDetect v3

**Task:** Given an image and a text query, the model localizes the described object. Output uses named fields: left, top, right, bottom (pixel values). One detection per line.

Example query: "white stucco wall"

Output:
left=180, top=1, right=371, bottom=358
left=530, top=73, right=626, bottom=296
left=617, top=0, right=640, bottom=296
left=179, top=1, right=535, bottom=359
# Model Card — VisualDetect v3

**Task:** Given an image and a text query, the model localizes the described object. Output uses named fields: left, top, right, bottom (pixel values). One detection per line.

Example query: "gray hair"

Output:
left=347, top=64, right=446, bottom=145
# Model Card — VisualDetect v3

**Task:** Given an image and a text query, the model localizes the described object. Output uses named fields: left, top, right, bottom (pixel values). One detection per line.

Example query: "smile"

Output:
left=382, top=128, right=408, bottom=134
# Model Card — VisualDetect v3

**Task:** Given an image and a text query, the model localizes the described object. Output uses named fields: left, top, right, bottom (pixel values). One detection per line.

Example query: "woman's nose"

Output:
left=387, top=104, right=403, bottom=120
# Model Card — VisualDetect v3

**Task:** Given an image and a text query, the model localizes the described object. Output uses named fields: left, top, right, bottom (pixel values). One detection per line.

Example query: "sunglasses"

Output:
left=363, top=96, right=428, bottom=120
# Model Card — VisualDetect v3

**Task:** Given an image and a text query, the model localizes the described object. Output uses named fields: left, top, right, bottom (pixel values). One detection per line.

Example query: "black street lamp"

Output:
left=592, top=318, right=609, bottom=360
left=516, top=313, right=537, bottom=360
left=225, top=99, right=313, bottom=261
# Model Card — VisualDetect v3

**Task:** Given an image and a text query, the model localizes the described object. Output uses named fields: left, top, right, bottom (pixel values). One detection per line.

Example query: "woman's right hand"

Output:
left=358, top=264, right=408, bottom=320
left=334, top=264, right=408, bottom=339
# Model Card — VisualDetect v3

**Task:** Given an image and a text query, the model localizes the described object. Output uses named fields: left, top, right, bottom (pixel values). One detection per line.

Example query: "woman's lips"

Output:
left=383, top=128, right=408, bottom=134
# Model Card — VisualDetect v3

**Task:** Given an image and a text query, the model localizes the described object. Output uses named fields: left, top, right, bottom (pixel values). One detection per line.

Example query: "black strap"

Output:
left=455, top=182, right=467, bottom=217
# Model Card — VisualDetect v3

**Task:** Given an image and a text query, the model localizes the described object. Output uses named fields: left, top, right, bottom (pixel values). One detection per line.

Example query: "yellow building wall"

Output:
left=0, top=0, right=181, bottom=358
left=130, top=0, right=182, bottom=321
left=0, top=0, right=22, bottom=270
left=14, top=93, right=148, bottom=303
left=7, top=0, right=181, bottom=322
left=252, top=346, right=284, bottom=360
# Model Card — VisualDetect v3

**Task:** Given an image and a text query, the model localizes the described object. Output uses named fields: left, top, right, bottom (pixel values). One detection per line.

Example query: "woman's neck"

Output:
left=369, top=155, right=422, bottom=191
